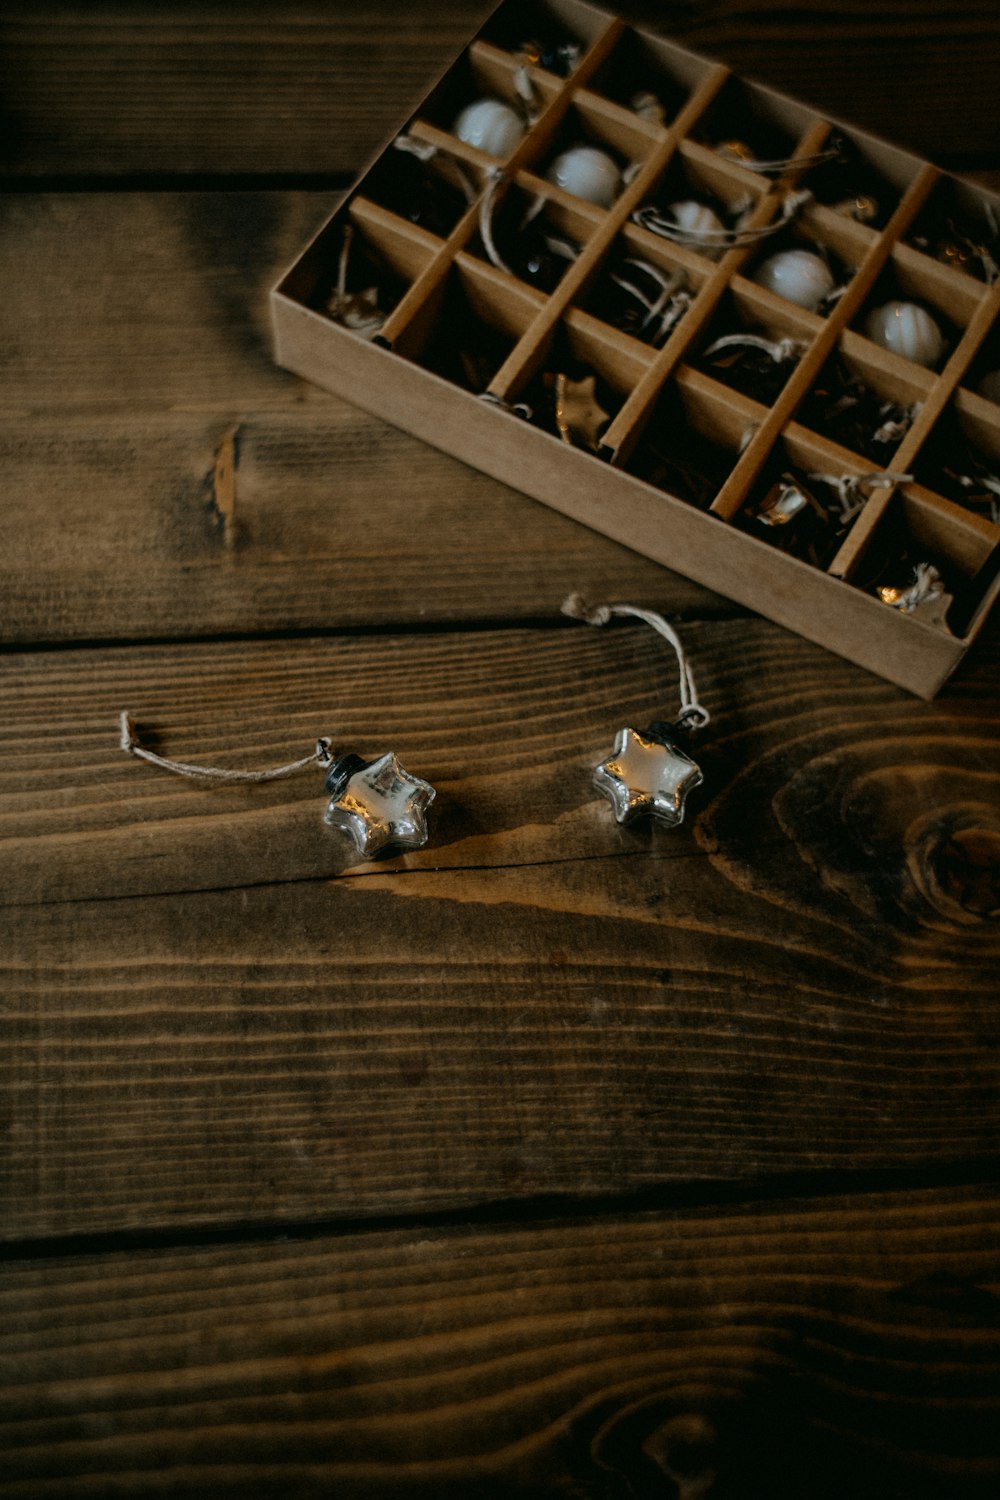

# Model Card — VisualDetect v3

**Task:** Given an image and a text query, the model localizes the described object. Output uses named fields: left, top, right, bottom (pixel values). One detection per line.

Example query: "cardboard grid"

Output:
left=271, top=0, right=1000, bottom=696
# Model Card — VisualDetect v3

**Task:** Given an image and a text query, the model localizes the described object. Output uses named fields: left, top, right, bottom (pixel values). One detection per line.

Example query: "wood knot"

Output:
left=643, top=1413, right=718, bottom=1497
left=910, top=818, right=1000, bottom=922
left=588, top=1398, right=719, bottom=1498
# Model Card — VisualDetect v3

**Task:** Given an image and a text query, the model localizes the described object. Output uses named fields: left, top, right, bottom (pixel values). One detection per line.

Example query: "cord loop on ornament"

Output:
left=119, top=712, right=333, bottom=784
left=561, top=595, right=710, bottom=730
left=632, top=189, right=811, bottom=251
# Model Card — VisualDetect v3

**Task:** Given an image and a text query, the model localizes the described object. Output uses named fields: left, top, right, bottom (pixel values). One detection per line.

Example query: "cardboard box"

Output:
left=271, top=0, right=1000, bottom=696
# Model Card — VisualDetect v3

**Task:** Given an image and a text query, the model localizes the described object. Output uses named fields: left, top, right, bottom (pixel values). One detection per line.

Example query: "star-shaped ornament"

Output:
left=324, top=752, right=435, bottom=857
left=594, top=724, right=703, bottom=828
left=554, top=373, right=611, bottom=452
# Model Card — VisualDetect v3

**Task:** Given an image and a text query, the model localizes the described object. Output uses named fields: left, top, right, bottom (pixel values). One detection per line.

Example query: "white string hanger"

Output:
left=561, top=596, right=710, bottom=828
left=118, top=712, right=436, bottom=859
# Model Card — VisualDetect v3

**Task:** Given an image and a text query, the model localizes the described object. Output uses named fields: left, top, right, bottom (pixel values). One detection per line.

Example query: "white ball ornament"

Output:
left=977, top=370, right=1000, bottom=405
left=666, top=200, right=724, bottom=239
left=452, top=98, right=525, bottom=157
left=546, top=145, right=621, bottom=207
left=864, top=300, right=945, bottom=368
left=752, top=248, right=835, bottom=311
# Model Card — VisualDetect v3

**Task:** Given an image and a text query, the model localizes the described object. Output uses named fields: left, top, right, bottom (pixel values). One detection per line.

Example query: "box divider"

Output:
left=728, top=276, right=825, bottom=339
left=373, top=14, right=627, bottom=351
left=562, top=307, right=658, bottom=386
left=453, top=252, right=550, bottom=321
left=797, top=201, right=878, bottom=264
left=271, top=0, right=1000, bottom=695
left=506, top=169, right=608, bottom=224
left=892, top=242, right=988, bottom=326
left=705, top=160, right=939, bottom=524
left=782, top=421, right=903, bottom=477
left=347, top=199, right=445, bottom=269
left=482, top=62, right=731, bottom=401
left=673, top=364, right=769, bottom=450
left=620, top=220, right=718, bottom=282
left=600, top=116, right=835, bottom=466
left=953, top=387, right=1000, bottom=455
left=466, top=40, right=564, bottom=104
left=572, top=86, right=668, bottom=149
left=902, top=483, right=1000, bottom=560
left=830, top=272, right=1000, bottom=577
left=834, top=327, right=938, bottom=402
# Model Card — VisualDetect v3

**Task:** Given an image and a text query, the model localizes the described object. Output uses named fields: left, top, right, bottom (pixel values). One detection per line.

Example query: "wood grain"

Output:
left=2, top=1185, right=1000, bottom=1496
left=0, top=193, right=331, bottom=418
left=0, top=190, right=722, bottom=638
left=0, top=408, right=722, bottom=643
left=2, top=2, right=999, bottom=181
left=2, top=0, right=999, bottom=1489
left=2, top=623, right=997, bottom=1236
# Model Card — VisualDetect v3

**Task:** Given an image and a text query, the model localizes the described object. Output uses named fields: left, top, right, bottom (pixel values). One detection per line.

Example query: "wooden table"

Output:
left=2, top=4, right=999, bottom=1494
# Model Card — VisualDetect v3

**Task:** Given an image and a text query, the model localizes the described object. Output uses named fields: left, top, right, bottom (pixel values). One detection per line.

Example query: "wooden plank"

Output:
left=0, top=409, right=722, bottom=643
left=0, top=190, right=720, bottom=638
left=1, top=1185, right=999, bottom=1495
left=0, top=2, right=488, bottom=180
left=1, top=624, right=997, bottom=1236
left=0, top=193, right=334, bottom=418
left=1, top=3, right=999, bottom=180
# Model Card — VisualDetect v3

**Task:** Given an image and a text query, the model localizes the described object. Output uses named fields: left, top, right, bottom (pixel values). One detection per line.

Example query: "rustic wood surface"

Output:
left=2, top=3, right=999, bottom=1495
left=3, top=1186, right=1000, bottom=1498
left=2, top=1, right=999, bottom=180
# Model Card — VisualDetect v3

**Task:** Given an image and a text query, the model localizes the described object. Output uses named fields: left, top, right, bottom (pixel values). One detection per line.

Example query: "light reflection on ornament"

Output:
left=753, top=478, right=814, bottom=525
left=665, top=200, right=724, bottom=238
left=452, top=97, right=525, bottom=157
left=546, top=145, right=621, bottom=207
left=833, top=193, right=879, bottom=223
left=864, top=300, right=945, bottom=368
left=716, top=139, right=756, bottom=165
left=752, top=248, right=835, bottom=311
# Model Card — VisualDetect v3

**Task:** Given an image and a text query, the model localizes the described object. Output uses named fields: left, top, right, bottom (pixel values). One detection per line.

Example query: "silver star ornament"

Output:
left=324, top=751, right=436, bottom=857
left=594, top=724, right=703, bottom=828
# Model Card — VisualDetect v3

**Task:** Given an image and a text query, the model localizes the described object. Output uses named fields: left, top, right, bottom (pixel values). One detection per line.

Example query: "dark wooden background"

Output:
left=2, top=3, right=999, bottom=1495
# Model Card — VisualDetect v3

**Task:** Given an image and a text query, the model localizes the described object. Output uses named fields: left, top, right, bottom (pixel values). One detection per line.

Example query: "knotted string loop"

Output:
left=561, top=596, right=710, bottom=730
left=119, top=712, right=333, bottom=784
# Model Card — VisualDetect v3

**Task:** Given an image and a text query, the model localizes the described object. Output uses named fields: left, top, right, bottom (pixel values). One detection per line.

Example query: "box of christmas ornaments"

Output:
left=271, top=0, right=1000, bottom=696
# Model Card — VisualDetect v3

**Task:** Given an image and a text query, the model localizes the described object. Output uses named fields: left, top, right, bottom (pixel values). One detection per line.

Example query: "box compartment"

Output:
left=271, top=0, right=1000, bottom=695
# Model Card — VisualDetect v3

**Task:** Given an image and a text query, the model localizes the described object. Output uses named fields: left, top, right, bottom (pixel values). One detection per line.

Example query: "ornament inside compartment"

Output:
left=626, top=375, right=742, bottom=509
left=537, top=102, right=639, bottom=208
left=418, top=46, right=534, bottom=159
left=745, top=225, right=852, bottom=314
left=802, top=131, right=911, bottom=230
left=630, top=148, right=764, bottom=261
left=853, top=265, right=958, bottom=371
left=847, top=486, right=1000, bottom=635
left=362, top=142, right=474, bottom=238
left=795, top=351, right=925, bottom=464
left=582, top=238, right=699, bottom=346
left=467, top=181, right=589, bottom=291
left=692, top=74, right=817, bottom=176
left=515, top=327, right=626, bottom=451
left=736, top=450, right=874, bottom=571
left=906, top=178, right=1000, bottom=284
left=478, top=0, right=592, bottom=76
